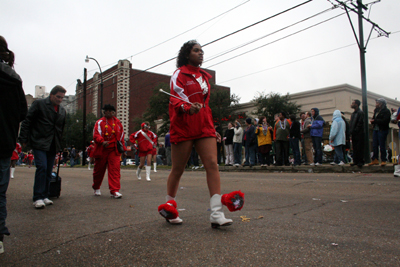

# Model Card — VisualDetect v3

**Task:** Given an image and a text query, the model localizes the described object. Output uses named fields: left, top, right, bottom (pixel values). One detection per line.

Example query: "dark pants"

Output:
left=289, top=138, right=301, bottom=165
left=191, top=147, right=199, bottom=167
left=233, top=143, right=242, bottom=164
left=372, top=130, right=388, bottom=162
left=258, top=144, right=272, bottom=165
left=333, top=145, right=344, bottom=163
left=32, top=149, right=56, bottom=201
left=311, top=136, right=323, bottom=164
left=244, top=144, right=256, bottom=166
left=0, top=157, right=11, bottom=236
left=275, top=140, right=289, bottom=166
left=217, top=143, right=223, bottom=164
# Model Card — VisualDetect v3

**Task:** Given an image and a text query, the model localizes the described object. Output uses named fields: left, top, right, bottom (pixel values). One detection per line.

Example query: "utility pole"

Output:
left=333, top=0, right=390, bottom=163
left=82, top=68, right=87, bottom=166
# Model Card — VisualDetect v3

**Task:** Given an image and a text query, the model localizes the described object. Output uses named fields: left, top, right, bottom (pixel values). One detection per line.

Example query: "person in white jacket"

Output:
left=233, top=120, right=244, bottom=167
left=329, top=110, right=346, bottom=166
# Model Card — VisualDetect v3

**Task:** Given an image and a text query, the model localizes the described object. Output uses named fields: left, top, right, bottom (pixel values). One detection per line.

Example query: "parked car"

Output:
left=126, top=159, right=135, bottom=165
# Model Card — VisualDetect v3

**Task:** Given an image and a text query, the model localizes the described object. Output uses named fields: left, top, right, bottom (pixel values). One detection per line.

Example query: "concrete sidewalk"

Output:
left=1, top=167, right=399, bottom=266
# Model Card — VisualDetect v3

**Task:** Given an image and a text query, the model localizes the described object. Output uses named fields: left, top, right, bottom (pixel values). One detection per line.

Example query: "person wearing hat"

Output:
left=92, top=104, right=126, bottom=198
left=129, top=121, right=156, bottom=181
left=86, top=141, right=95, bottom=170
left=19, top=85, right=66, bottom=209
left=369, top=98, right=391, bottom=166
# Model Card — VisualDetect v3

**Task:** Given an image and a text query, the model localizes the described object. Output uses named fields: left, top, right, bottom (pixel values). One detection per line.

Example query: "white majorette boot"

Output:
left=88, top=162, right=91, bottom=170
left=394, top=165, right=400, bottom=177
left=136, top=167, right=142, bottom=180
left=210, top=194, right=233, bottom=228
left=153, top=162, right=157, bottom=172
left=146, top=166, right=151, bottom=181
left=10, top=167, right=15, bottom=179
left=158, top=195, right=183, bottom=224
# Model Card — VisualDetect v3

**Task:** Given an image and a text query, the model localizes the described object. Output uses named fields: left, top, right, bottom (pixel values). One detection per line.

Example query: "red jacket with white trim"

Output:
left=130, top=130, right=156, bottom=152
left=11, top=143, right=21, bottom=161
left=92, top=116, right=125, bottom=158
left=169, top=64, right=215, bottom=143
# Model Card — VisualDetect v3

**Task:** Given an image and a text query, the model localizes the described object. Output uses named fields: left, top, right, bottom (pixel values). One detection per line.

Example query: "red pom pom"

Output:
left=158, top=200, right=179, bottom=219
left=221, top=190, right=245, bottom=212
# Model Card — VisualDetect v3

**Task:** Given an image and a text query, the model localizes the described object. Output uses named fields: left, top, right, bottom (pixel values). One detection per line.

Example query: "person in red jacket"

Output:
left=130, top=122, right=156, bottom=181
left=86, top=141, right=94, bottom=170
left=27, top=152, right=34, bottom=168
left=92, top=104, right=126, bottom=198
left=10, top=143, right=21, bottom=178
left=157, top=40, right=244, bottom=228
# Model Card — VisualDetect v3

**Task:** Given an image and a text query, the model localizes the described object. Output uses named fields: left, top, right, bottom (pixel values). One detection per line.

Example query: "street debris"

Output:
left=178, top=209, right=185, bottom=211
left=331, top=243, right=339, bottom=246
left=340, top=200, right=348, bottom=203
left=240, top=215, right=251, bottom=222
left=312, top=198, right=321, bottom=201
left=257, top=216, right=264, bottom=219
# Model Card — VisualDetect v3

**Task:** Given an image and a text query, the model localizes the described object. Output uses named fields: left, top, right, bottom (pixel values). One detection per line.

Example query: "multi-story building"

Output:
left=76, top=59, right=230, bottom=138
left=35, top=85, right=48, bottom=99
left=61, top=95, right=77, bottom=114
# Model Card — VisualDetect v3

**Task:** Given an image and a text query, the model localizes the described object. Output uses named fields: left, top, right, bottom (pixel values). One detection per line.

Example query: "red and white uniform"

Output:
left=27, top=153, right=34, bottom=162
left=130, top=129, right=156, bottom=157
left=86, top=144, right=94, bottom=158
left=92, top=116, right=126, bottom=194
left=11, top=143, right=21, bottom=161
left=151, top=132, right=158, bottom=155
left=169, top=64, right=215, bottom=143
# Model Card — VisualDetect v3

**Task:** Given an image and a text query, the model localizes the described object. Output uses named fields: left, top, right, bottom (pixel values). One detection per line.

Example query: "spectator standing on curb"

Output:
left=393, top=106, right=400, bottom=177
left=349, top=100, right=365, bottom=167
left=165, top=131, right=172, bottom=166
left=215, top=123, right=223, bottom=164
left=223, top=122, right=234, bottom=166
left=70, top=145, right=76, bottom=167
left=299, top=112, right=306, bottom=164
left=255, top=116, right=273, bottom=167
left=329, top=110, right=346, bottom=166
left=369, top=98, right=391, bottom=166
left=308, top=108, right=325, bottom=166
left=233, top=120, right=243, bottom=167
left=0, top=35, right=27, bottom=253
left=274, top=112, right=291, bottom=166
left=242, top=118, right=256, bottom=167
left=341, top=112, right=351, bottom=163
left=19, top=85, right=67, bottom=209
left=289, top=114, right=301, bottom=166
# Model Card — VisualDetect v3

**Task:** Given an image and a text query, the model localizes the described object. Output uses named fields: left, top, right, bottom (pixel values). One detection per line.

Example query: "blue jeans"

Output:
left=70, top=157, right=75, bottom=167
left=311, top=136, right=322, bottom=164
left=290, top=138, right=301, bottom=166
left=244, top=144, right=256, bottom=166
left=0, top=157, right=11, bottom=236
left=33, top=149, right=56, bottom=201
left=333, top=145, right=344, bottom=163
left=372, top=130, right=388, bottom=162
left=233, top=143, right=242, bottom=165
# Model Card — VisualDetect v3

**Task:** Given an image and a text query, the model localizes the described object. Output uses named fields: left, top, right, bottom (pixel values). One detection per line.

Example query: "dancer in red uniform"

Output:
left=86, top=141, right=94, bottom=170
left=157, top=40, right=244, bottom=228
left=92, top=105, right=126, bottom=198
left=130, top=122, right=156, bottom=181
left=27, top=152, right=34, bottom=168
left=10, top=143, right=21, bottom=178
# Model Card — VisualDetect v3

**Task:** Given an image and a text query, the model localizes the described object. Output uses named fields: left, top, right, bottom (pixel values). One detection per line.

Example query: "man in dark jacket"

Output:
left=19, top=85, right=67, bottom=209
left=369, top=98, right=391, bottom=166
left=0, top=38, right=27, bottom=252
left=308, top=108, right=325, bottom=165
left=349, top=100, right=364, bottom=167
left=242, top=118, right=256, bottom=167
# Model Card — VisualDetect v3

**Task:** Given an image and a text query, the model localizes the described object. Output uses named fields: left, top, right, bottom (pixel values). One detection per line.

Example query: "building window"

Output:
left=112, top=91, right=114, bottom=99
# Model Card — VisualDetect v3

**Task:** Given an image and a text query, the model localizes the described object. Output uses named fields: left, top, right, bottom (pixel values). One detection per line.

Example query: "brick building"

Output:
left=76, top=59, right=229, bottom=137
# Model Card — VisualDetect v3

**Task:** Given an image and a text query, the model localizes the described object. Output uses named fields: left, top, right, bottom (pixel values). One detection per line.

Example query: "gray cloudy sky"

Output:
left=3, top=0, right=400, bottom=103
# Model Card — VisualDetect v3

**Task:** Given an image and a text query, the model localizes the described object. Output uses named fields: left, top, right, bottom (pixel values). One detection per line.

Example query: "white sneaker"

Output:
left=111, top=192, right=122, bottom=199
left=43, top=198, right=53, bottom=205
left=94, top=189, right=101, bottom=196
left=0, top=240, right=4, bottom=254
left=234, top=163, right=240, bottom=167
left=338, top=161, right=345, bottom=166
left=330, top=162, right=337, bottom=165
left=195, top=166, right=199, bottom=170
left=33, top=199, right=45, bottom=209
left=315, top=163, right=321, bottom=166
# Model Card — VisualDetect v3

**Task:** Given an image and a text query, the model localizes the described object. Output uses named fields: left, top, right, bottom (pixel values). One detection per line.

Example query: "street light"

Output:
left=85, top=55, right=103, bottom=117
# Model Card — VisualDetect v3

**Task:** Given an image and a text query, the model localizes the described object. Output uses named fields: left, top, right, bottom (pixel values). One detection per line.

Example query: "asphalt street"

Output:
left=1, top=167, right=399, bottom=266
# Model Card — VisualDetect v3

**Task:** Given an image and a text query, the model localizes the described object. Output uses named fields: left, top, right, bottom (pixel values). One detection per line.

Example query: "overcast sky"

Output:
left=3, top=0, right=400, bottom=104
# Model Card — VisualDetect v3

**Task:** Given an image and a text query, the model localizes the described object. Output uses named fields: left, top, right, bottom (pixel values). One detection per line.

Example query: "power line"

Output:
left=204, top=12, right=346, bottom=69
